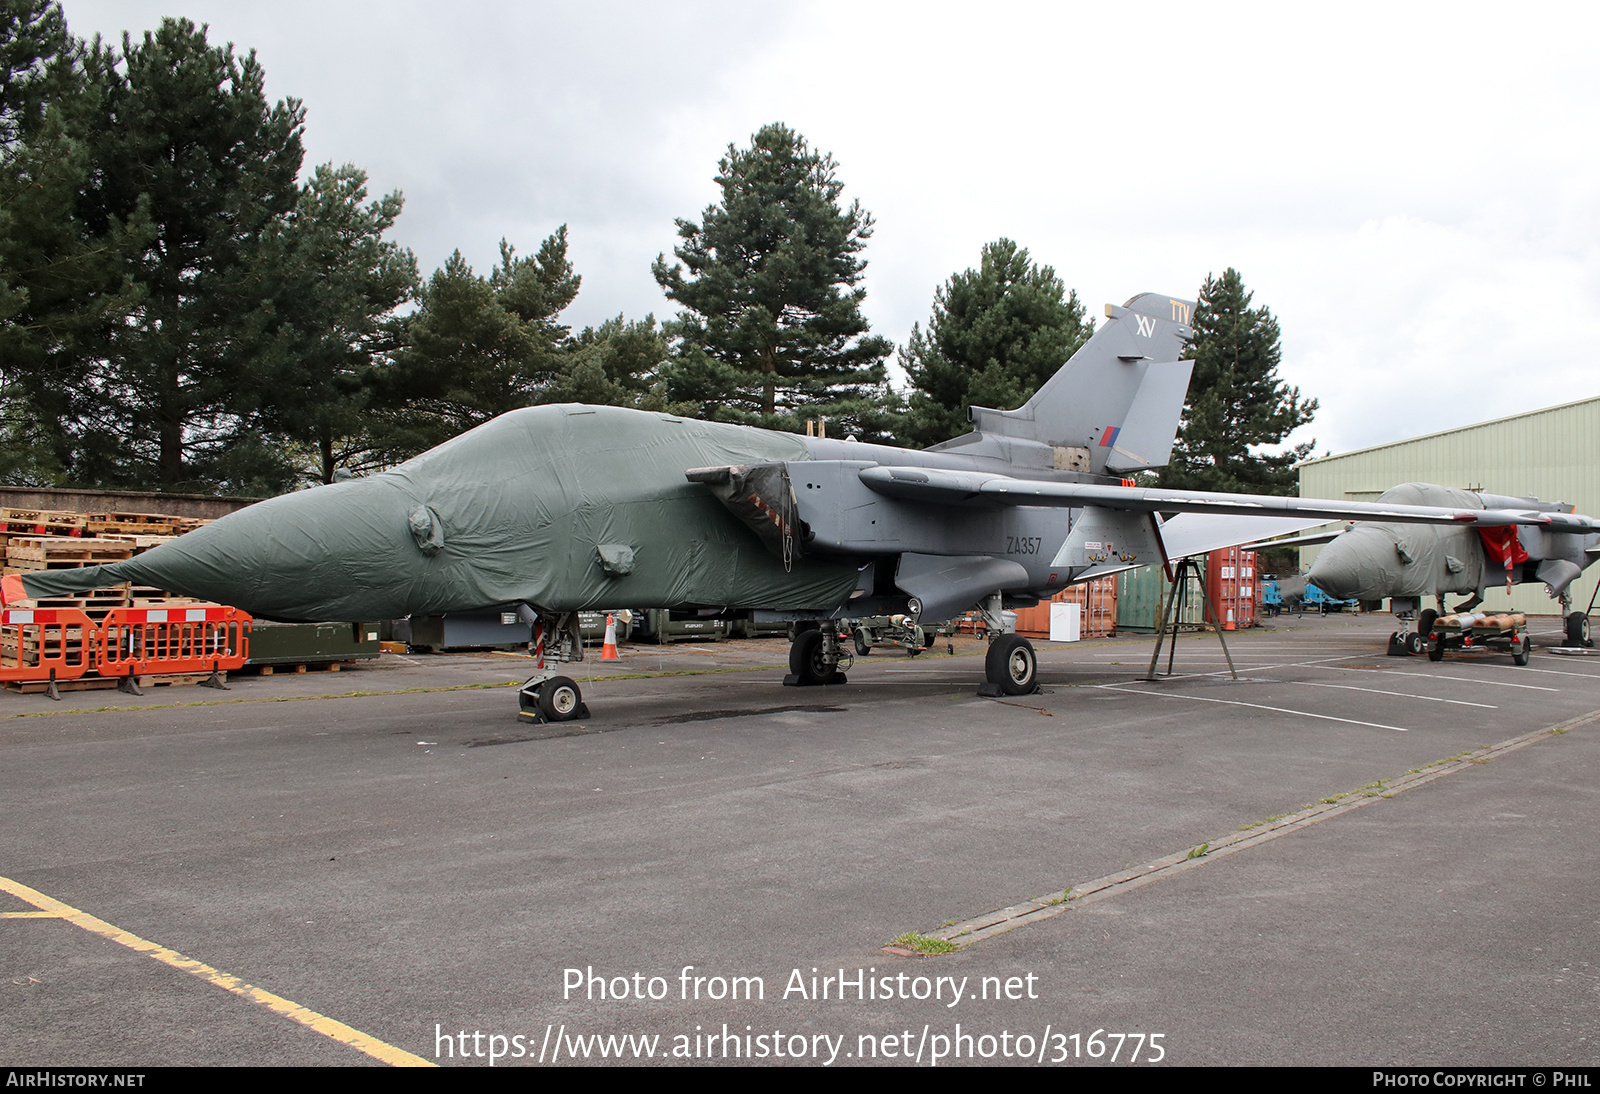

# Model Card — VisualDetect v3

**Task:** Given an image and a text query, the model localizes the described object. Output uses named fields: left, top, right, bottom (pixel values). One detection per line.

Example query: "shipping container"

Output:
left=1204, top=547, right=1259, bottom=629
left=1012, top=576, right=1118, bottom=640
left=1116, top=565, right=1206, bottom=633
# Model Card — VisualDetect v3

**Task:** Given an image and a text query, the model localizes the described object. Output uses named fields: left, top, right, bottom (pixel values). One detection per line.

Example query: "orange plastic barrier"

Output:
left=96, top=606, right=250, bottom=678
left=0, top=608, right=96, bottom=683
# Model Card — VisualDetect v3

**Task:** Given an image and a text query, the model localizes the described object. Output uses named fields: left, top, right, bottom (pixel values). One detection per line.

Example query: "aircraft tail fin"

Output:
left=963, top=292, right=1196, bottom=475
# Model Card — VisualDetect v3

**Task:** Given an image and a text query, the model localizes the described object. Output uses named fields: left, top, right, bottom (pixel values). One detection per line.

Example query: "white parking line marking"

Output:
left=1474, top=664, right=1600, bottom=680
left=1309, top=665, right=1558, bottom=692
left=1293, top=681, right=1497, bottom=708
left=1098, top=684, right=1409, bottom=731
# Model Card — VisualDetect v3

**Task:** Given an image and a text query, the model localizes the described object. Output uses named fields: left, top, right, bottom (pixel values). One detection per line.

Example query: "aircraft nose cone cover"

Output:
left=1306, top=525, right=1404, bottom=600
left=117, top=475, right=443, bottom=620
left=13, top=465, right=503, bottom=621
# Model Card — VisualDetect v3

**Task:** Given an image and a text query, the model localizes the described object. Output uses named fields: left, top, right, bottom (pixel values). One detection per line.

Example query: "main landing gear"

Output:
left=782, top=596, right=1042, bottom=697
left=980, top=633, right=1039, bottom=696
left=784, top=626, right=849, bottom=686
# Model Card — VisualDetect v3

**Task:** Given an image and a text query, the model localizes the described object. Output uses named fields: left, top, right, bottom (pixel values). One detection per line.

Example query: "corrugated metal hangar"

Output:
left=1297, top=395, right=1600, bottom=616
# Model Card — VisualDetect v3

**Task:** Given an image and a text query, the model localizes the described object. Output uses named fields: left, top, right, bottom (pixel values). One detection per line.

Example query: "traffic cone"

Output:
left=601, top=613, right=620, bottom=661
left=1224, top=607, right=1236, bottom=631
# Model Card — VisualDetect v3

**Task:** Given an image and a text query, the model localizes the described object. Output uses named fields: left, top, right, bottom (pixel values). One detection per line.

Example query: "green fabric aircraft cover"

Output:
left=16, top=406, right=862, bottom=622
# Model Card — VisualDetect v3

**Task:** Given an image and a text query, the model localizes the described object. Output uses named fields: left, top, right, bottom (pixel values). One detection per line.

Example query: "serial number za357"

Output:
left=1006, top=536, right=1046, bottom=555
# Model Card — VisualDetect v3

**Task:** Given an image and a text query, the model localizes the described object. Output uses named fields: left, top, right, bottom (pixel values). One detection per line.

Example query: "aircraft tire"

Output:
left=1512, top=636, right=1531, bottom=666
left=538, top=676, right=582, bottom=721
left=1565, top=612, right=1590, bottom=647
left=1405, top=632, right=1424, bottom=655
left=986, top=635, right=1038, bottom=695
left=790, top=628, right=832, bottom=685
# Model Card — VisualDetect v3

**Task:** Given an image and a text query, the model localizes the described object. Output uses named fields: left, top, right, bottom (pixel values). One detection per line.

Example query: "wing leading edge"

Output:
left=856, top=466, right=1600, bottom=531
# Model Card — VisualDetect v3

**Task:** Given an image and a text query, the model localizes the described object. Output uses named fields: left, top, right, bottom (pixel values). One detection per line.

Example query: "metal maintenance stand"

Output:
left=1145, top=556, right=1238, bottom=682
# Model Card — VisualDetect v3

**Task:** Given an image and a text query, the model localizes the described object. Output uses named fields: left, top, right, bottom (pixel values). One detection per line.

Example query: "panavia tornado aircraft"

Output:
left=1294, top=483, right=1600, bottom=653
left=9, top=293, right=1596, bottom=721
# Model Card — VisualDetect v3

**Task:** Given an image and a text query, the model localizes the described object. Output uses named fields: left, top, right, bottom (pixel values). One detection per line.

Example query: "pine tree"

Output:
left=1158, top=268, right=1316, bottom=494
left=652, top=123, right=892, bottom=438
left=0, top=2, right=148, bottom=484
left=378, top=229, right=579, bottom=454
left=898, top=238, right=1092, bottom=447
left=0, top=0, right=70, bottom=148
left=559, top=314, right=689, bottom=413
left=256, top=163, right=419, bottom=483
left=2, top=11, right=425, bottom=493
left=67, top=18, right=307, bottom=492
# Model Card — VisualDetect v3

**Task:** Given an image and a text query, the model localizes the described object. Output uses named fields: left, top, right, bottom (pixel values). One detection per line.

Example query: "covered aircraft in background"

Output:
left=1299, top=483, right=1600, bottom=652
left=8, top=293, right=1593, bottom=721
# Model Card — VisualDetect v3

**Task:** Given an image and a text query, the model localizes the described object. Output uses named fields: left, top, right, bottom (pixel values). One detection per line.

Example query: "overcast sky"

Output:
left=62, top=0, right=1600, bottom=459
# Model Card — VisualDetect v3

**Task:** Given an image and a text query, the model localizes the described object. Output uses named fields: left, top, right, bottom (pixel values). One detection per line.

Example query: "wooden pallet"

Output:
left=87, top=516, right=177, bottom=536
left=95, top=534, right=177, bottom=551
left=248, top=661, right=347, bottom=675
left=0, top=509, right=88, bottom=536
left=7, top=537, right=135, bottom=568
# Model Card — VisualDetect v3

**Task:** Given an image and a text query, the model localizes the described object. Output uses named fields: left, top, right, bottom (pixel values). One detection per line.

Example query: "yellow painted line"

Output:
left=0, top=874, right=435, bottom=1067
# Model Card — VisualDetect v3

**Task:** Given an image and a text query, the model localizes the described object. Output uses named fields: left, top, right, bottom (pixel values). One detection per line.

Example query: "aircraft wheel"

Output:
left=790, top=628, right=833, bottom=685
left=985, top=635, right=1038, bottom=695
left=538, top=676, right=582, bottom=721
left=1428, top=638, right=1445, bottom=662
left=1512, top=635, right=1531, bottom=666
left=1405, top=631, right=1425, bottom=655
left=1565, top=612, right=1591, bottom=647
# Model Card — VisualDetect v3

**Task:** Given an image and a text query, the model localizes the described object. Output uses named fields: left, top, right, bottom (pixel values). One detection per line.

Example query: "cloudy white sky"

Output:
left=63, top=0, right=1600, bottom=457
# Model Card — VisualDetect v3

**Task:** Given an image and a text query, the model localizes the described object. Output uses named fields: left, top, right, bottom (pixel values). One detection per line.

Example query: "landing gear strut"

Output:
left=976, top=593, right=1041, bottom=697
left=1392, top=607, right=1439, bottom=656
left=517, top=610, right=591, bottom=724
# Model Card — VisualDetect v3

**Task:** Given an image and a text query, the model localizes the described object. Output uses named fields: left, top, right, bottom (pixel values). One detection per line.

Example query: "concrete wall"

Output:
left=0, top=486, right=262, bottom=521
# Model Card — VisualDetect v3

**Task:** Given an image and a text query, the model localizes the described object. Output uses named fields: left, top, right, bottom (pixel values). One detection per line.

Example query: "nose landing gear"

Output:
left=518, top=673, right=590, bottom=724
left=517, top=610, right=592, bottom=724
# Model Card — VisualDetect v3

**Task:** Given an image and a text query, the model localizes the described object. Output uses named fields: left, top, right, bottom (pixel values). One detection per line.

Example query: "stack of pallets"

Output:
left=1, top=507, right=222, bottom=691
